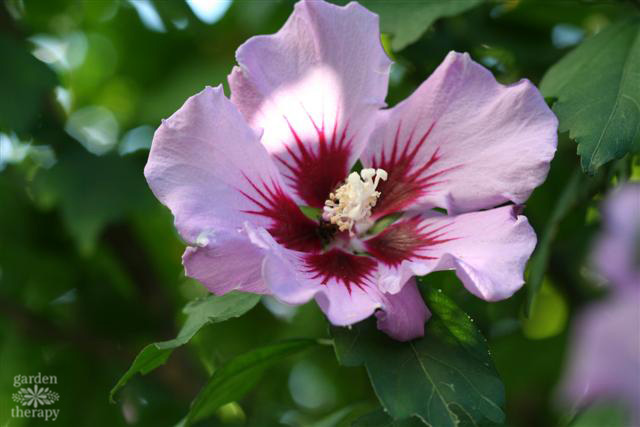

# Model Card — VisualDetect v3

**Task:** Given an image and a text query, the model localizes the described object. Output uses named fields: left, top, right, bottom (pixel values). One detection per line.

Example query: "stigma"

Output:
left=323, top=168, right=388, bottom=234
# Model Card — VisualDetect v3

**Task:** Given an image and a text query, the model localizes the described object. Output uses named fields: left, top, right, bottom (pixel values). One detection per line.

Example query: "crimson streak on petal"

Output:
left=365, top=216, right=457, bottom=267
left=371, top=121, right=458, bottom=218
left=275, top=113, right=352, bottom=208
left=239, top=174, right=324, bottom=252
left=304, top=249, right=376, bottom=293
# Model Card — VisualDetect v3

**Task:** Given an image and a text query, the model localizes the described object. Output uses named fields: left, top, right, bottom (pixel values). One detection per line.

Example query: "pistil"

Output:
left=323, top=168, right=388, bottom=234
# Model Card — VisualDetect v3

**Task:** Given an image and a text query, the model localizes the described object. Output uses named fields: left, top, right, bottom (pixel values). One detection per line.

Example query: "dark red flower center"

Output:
left=303, top=249, right=377, bottom=293
left=240, top=119, right=458, bottom=292
left=239, top=175, right=325, bottom=252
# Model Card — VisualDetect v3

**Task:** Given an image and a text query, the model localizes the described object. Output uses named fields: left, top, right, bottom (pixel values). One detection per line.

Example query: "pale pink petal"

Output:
left=318, top=276, right=429, bottom=341
left=182, top=229, right=269, bottom=295
left=593, top=183, right=640, bottom=289
left=315, top=283, right=382, bottom=327
left=245, top=224, right=323, bottom=305
left=375, top=278, right=431, bottom=341
left=263, top=247, right=386, bottom=328
left=229, top=0, right=391, bottom=208
left=362, top=51, right=557, bottom=216
left=560, top=290, right=640, bottom=424
left=365, top=205, right=536, bottom=301
left=238, top=221, right=384, bottom=324
left=243, top=223, right=426, bottom=339
left=144, top=85, right=322, bottom=251
left=248, top=226, right=385, bottom=330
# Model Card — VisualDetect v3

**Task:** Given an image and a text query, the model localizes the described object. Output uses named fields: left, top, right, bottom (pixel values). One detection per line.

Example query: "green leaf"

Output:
left=0, top=34, right=57, bottom=133
left=541, top=18, right=640, bottom=174
left=110, top=292, right=261, bottom=402
left=352, top=409, right=427, bottom=427
left=181, top=339, right=317, bottom=426
left=332, top=287, right=505, bottom=427
left=358, top=0, right=483, bottom=50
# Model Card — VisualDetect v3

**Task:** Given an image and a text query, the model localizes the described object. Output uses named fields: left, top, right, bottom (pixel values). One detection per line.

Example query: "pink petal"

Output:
left=182, top=229, right=269, bottom=295
left=365, top=206, right=536, bottom=301
left=560, top=290, right=640, bottom=424
left=246, top=224, right=323, bottom=305
left=365, top=214, right=457, bottom=268
left=362, top=51, right=557, bottom=216
left=144, top=85, right=322, bottom=251
left=315, top=282, right=381, bottom=327
left=318, top=276, right=430, bottom=341
left=229, top=0, right=391, bottom=207
left=241, top=224, right=384, bottom=324
left=593, top=183, right=640, bottom=289
left=374, top=277, right=431, bottom=341
left=246, top=224, right=421, bottom=337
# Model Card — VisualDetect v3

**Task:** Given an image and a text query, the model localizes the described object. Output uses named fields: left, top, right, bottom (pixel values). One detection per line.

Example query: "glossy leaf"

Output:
left=332, top=287, right=505, bottom=427
left=541, top=18, right=640, bottom=174
left=110, top=292, right=261, bottom=402
left=181, top=339, right=317, bottom=426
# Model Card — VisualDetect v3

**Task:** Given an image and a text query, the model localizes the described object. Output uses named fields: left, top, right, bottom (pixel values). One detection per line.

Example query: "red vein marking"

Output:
left=371, top=121, right=461, bottom=218
left=365, top=216, right=458, bottom=267
left=303, top=248, right=377, bottom=294
left=239, top=174, right=323, bottom=252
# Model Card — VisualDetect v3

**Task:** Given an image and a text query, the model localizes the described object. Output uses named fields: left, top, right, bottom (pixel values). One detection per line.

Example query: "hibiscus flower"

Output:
left=560, top=184, right=640, bottom=422
left=144, top=0, right=557, bottom=341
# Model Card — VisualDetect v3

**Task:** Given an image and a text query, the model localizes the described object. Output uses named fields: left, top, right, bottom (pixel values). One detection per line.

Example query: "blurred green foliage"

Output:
left=0, top=0, right=638, bottom=426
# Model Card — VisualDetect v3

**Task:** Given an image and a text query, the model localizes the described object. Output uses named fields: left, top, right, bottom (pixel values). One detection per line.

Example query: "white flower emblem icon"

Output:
left=12, top=384, right=59, bottom=407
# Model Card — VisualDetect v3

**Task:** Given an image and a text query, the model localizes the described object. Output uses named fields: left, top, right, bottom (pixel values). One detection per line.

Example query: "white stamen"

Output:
left=323, top=168, right=388, bottom=234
